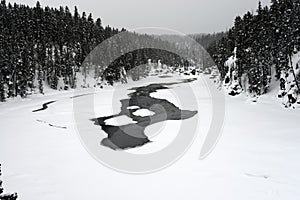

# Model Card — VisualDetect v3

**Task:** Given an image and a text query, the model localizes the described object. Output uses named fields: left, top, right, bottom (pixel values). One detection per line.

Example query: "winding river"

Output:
left=93, top=78, right=198, bottom=150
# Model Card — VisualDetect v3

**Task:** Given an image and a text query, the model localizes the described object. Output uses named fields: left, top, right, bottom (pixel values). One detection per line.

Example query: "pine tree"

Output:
left=0, top=164, right=18, bottom=200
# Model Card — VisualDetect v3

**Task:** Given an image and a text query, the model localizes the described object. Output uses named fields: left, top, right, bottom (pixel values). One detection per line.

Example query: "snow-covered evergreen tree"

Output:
left=0, top=164, right=18, bottom=200
left=208, top=0, right=300, bottom=107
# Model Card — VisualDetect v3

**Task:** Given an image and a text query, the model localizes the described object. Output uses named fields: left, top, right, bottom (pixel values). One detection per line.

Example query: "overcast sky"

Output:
left=9, top=0, right=270, bottom=34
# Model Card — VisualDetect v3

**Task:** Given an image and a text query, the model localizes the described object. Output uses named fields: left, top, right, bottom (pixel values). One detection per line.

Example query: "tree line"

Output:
left=0, top=1, right=187, bottom=102
left=207, top=0, right=300, bottom=101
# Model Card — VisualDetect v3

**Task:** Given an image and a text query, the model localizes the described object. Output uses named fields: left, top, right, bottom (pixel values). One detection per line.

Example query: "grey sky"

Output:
left=9, top=0, right=270, bottom=34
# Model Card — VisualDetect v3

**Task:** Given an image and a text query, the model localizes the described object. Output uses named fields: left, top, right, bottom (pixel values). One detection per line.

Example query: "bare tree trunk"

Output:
left=289, top=54, right=300, bottom=92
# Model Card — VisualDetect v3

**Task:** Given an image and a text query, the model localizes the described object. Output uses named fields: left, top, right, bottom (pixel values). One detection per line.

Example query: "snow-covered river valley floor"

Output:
left=1, top=75, right=300, bottom=200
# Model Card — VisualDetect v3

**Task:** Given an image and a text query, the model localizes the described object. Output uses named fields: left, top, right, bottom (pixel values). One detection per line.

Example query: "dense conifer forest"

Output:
left=1, top=0, right=300, bottom=106
left=206, top=0, right=300, bottom=104
left=0, top=1, right=187, bottom=101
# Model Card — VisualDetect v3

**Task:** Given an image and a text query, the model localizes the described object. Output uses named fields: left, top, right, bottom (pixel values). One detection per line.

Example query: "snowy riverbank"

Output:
left=1, top=75, right=300, bottom=200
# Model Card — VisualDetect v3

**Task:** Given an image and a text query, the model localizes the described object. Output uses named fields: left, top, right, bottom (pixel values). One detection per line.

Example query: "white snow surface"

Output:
left=0, top=75, right=300, bottom=200
left=104, top=115, right=137, bottom=126
left=127, top=106, right=140, bottom=110
left=132, top=109, right=155, bottom=117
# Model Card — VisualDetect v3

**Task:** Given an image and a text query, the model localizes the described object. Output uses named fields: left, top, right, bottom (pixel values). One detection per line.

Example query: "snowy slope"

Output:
left=1, top=75, right=300, bottom=200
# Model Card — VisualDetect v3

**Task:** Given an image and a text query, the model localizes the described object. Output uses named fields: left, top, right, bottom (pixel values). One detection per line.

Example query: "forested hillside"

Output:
left=208, top=0, right=300, bottom=107
left=193, top=32, right=227, bottom=50
left=0, top=1, right=186, bottom=102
